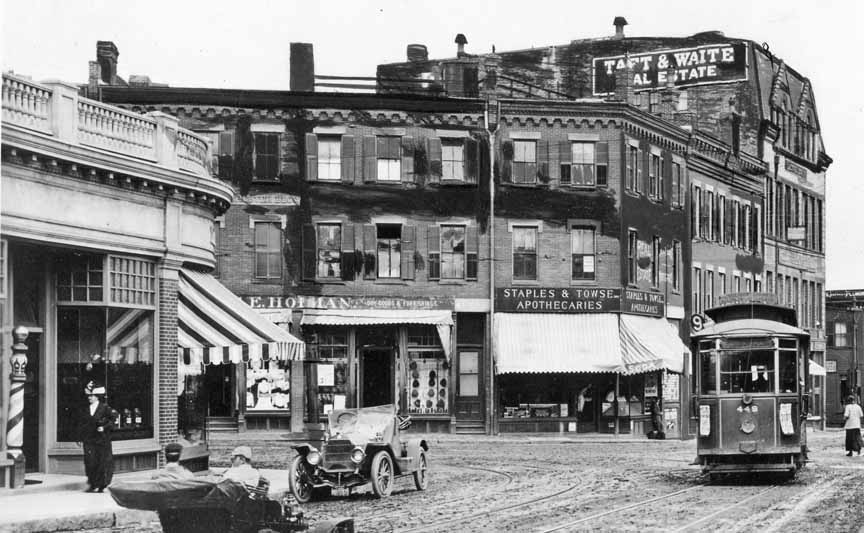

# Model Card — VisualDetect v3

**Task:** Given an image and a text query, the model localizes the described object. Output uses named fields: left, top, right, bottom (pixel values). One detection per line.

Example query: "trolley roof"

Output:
left=691, top=318, right=810, bottom=340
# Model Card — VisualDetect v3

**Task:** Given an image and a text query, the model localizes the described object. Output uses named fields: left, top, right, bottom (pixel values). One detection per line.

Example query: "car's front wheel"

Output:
left=289, top=455, right=314, bottom=504
left=370, top=451, right=393, bottom=498
left=413, top=451, right=428, bottom=491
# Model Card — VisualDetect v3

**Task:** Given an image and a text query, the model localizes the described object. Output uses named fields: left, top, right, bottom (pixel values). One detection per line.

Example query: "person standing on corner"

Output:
left=80, top=381, right=115, bottom=492
left=843, top=394, right=863, bottom=457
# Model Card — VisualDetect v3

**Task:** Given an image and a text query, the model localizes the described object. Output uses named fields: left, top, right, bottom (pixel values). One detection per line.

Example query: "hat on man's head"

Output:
left=84, top=381, right=106, bottom=396
left=165, top=442, right=184, bottom=461
left=231, top=445, right=252, bottom=460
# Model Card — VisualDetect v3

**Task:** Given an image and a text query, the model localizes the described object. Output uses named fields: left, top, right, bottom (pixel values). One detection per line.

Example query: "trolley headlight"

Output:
left=306, top=449, right=321, bottom=466
left=350, top=447, right=365, bottom=464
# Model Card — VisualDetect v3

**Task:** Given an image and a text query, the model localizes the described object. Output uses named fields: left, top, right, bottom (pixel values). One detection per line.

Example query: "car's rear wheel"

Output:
left=289, top=455, right=313, bottom=504
left=370, top=451, right=393, bottom=498
left=413, top=451, right=428, bottom=491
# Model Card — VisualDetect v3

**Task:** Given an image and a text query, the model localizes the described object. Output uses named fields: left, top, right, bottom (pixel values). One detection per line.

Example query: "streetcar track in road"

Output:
left=668, top=484, right=778, bottom=533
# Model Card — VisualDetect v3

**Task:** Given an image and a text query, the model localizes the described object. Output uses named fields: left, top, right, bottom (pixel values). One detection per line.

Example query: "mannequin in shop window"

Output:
left=577, top=385, right=592, bottom=418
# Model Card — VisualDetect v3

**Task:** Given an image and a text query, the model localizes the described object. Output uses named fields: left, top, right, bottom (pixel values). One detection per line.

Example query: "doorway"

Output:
left=23, top=332, right=41, bottom=472
left=203, top=364, right=234, bottom=417
left=360, top=348, right=392, bottom=407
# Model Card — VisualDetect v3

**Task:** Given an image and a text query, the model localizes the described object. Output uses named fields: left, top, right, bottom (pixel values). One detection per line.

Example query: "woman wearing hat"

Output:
left=844, top=394, right=864, bottom=457
left=80, top=381, right=115, bottom=492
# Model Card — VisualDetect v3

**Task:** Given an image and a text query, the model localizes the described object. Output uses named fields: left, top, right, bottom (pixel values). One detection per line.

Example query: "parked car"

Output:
left=289, top=404, right=429, bottom=502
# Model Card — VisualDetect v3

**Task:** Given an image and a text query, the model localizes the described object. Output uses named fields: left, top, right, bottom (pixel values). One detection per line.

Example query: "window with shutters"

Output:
left=649, top=154, right=661, bottom=199
left=377, top=136, right=401, bottom=181
left=571, top=226, right=595, bottom=281
left=718, top=195, right=726, bottom=243
left=513, top=226, right=537, bottom=281
left=253, top=133, right=280, bottom=180
left=316, top=224, right=342, bottom=279
left=442, top=139, right=464, bottom=181
left=441, top=225, right=466, bottom=279
left=693, top=267, right=702, bottom=314
left=193, top=130, right=235, bottom=179
left=627, top=145, right=639, bottom=191
left=705, top=270, right=714, bottom=309
left=706, top=191, right=714, bottom=241
left=692, top=186, right=702, bottom=239
left=513, top=140, right=536, bottom=184
left=628, top=230, right=638, bottom=285
left=651, top=236, right=661, bottom=287
left=672, top=240, right=681, bottom=293
left=376, top=224, right=401, bottom=278
left=561, top=141, right=608, bottom=187
left=254, top=222, right=282, bottom=280
left=317, top=135, right=341, bottom=181
left=671, top=162, right=683, bottom=207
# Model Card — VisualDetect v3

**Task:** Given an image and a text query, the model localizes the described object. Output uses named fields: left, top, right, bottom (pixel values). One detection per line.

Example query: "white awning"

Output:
left=494, top=313, right=624, bottom=374
left=301, top=309, right=453, bottom=359
left=809, top=359, right=827, bottom=376
left=619, top=314, right=687, bottom=374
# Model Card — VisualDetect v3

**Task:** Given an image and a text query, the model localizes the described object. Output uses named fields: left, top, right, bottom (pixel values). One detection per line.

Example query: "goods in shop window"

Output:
left=412, top=380, right=420, bottom=388
left=427, top=388, right=435, bottom=398
left=414, top=399, right=421, bottom=408
left=409, top=361, right=417, bottom=370
left=411, top=389, right=419, bottom=398
left=426, top=400, right=433, bottom=408
left=440, top=378, right=447, bottom=387
left=412, top=370, right=419, bottom=378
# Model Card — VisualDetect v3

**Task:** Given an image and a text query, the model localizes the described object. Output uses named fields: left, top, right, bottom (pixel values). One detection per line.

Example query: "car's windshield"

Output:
left=328, top=405, right=395, bottom=445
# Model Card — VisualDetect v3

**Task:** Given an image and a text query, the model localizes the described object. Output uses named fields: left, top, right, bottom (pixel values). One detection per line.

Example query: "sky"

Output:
left=2, top=0, right=862, bottom=289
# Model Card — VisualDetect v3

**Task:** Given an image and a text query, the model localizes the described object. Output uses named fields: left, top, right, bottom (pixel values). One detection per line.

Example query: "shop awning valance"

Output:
left=301, top=309, right=453, bottom=360
left=494, top=313, right=687, bottom=375
left=809, top=359, right=827, bottom=377
left=177, top=269, right=305, bottom=374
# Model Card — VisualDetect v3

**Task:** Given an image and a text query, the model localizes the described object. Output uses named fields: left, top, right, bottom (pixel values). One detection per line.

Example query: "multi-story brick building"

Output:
left=825, top=290, right=864, bottom=426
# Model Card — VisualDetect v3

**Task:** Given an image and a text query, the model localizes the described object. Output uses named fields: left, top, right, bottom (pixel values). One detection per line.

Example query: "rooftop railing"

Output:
left=2, top=72, right=212, bottom=177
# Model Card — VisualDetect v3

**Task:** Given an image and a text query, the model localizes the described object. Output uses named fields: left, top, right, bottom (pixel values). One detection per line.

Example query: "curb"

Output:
left=0, top=508, right=158, bottom=533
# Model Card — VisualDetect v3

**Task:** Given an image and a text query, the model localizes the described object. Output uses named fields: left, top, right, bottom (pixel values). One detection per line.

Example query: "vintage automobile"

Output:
left=289, top=404, right=429, bottom=502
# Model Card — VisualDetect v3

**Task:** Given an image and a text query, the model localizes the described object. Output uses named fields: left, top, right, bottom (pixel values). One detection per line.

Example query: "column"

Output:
left=157, top=261, right=181, bottom=467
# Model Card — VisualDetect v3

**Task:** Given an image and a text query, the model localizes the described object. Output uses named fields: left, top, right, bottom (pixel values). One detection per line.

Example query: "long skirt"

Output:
left=84, top=439, right=114, bottom=488
left=845, top=428, right=862, bottom=453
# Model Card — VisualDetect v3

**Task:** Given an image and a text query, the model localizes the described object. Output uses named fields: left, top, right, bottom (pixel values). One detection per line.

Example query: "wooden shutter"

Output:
left=305, top=134, right=318, bottom=181
left=465, top=137, right=480, bottom=184
left=690, top=185, right=698, bottom=239
left=341, top=135, right=355, bottom=183
left=661, top=151, right=672, bottom=200
left=428, top=137, right=442, bottom=183
left=750, top=205, right=759, bottom=253
left=640, top=141, right=649, bottom=194
left=401, top=225, right=416, bottom=280
left=537, top=138, right=549, bottom=182
left=340, top=224, right=355, bottom=281
left=427, top=225, right=440, bottom=280
left=466, top=224, right=478, bottom=280
left=401, top=136, right=415, bottom=184
left=362, top=136, right=377, bottom=182
left=624, top=140, right=632, bottom=190
left=363, top=224, right=376, bottom=279
left=302, top=224, right=316, bottom=280
left=559, top=140, right=572, bottom=185
left=725, top=198, right=733, bottom=245
left=501, top=139, right=514, bottom=183
left=596, top=142, right=609, bottom=187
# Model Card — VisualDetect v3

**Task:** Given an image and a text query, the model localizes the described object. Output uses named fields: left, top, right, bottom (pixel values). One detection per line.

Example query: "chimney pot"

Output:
left=455, top=33, right=468, bottom=56
left=96, top=40, right=119, bottom=84
left=407, top=44, right=428, bottom=62
left=290, top=43, right=315, bottom=92
left=613, top=16, right=628, bottom=39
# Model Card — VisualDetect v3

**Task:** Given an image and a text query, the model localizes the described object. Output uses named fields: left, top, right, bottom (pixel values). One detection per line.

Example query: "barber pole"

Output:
left=6, top=326, right=29, bottom=458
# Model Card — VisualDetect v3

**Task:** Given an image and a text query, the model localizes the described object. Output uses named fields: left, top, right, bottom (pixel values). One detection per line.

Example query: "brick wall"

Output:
left=157, top=270, right=179, bottom=467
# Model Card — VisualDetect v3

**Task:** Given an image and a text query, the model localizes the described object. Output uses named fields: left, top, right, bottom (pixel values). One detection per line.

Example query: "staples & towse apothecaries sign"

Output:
left=496, top=288, right=664, bottom=317
left=593, top=43, right=748, bottom=95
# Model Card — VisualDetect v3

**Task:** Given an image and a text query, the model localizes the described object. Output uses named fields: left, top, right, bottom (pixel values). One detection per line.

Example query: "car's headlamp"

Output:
left=307, top=449, right=321, bottom=466
left=350, top=447, right=365, bottom=464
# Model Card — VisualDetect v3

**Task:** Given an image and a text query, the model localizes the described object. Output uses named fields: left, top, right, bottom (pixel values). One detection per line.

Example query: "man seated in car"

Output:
left=223, top=445, right=262, bottom=487
left=152, top=443, right=194, bottom=480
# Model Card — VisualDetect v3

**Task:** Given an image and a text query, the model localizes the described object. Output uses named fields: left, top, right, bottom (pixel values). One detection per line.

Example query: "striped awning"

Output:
left=177, top=269, right=304, bottom=373
left=619, top=314, right=687, bottom=375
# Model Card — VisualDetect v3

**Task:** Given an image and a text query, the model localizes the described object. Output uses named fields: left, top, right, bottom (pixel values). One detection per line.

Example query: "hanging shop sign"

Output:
left=245, top=295, right=454, bottom=311
left=593, top=42, right=748, bottom=95
left=496, top=287, right=664, bottom=317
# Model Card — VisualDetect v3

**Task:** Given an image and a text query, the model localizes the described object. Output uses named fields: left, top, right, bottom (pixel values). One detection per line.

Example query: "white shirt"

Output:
left=89, top=402, right=98, bottom=416
left=223, top=463, right=260, bottom=486
left=844, top=403, right=863, bottom=430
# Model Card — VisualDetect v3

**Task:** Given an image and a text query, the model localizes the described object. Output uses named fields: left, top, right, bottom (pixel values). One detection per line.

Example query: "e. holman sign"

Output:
left=593, top=43, right=748, bottom=95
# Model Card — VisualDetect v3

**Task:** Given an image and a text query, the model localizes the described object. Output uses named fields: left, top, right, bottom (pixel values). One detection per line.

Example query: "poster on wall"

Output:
left=644, top=374, right=658, bottom=398
left=662, top=371, right=679, bottom=402
left=317, top=364, right=334, bottom=387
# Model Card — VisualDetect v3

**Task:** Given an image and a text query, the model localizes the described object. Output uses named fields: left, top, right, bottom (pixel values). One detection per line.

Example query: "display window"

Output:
left=407, top=326, right=449, bottom=415
left=246, top=359, right=291, bottom=411
left=499, top=374, right=592, bottom=420
left=307, top=329, right=348, bottom=419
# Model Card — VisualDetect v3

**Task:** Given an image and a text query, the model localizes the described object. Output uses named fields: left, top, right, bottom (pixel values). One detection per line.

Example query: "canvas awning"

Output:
left=494, top=313, right=686, bottom=375
left=809, top=359, right=827, bottom=377
left=300, top=309, right=453, bottom=359
left=177, top=269, right=305, bottom=376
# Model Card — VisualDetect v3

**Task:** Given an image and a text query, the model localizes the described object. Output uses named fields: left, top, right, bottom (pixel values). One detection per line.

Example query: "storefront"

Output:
left=494, top=288, right=688, bottom=436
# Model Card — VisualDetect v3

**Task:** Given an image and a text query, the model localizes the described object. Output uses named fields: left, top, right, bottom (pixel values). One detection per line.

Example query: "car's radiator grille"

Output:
left=322, top=439, right=354, bottom=470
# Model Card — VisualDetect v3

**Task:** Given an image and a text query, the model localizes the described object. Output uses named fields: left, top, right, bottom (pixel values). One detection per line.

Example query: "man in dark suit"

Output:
left=81, top=381, right=115, bottom=492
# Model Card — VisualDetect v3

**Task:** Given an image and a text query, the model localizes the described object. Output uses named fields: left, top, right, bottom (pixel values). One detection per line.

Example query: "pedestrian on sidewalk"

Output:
left=79, top=381, right=115, bottom=492
left=843, top=394, right=863, bottom=456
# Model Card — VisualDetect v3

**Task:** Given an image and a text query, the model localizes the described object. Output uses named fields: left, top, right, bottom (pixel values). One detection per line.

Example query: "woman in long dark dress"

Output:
left=81, top=382, right=115, bottom=492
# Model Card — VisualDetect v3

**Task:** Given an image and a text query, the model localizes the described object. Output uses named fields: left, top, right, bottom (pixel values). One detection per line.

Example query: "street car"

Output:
left=289, top=404, right=429, bottom=502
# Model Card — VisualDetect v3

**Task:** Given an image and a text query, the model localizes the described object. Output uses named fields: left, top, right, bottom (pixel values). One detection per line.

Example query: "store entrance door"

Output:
left=360, top=348, right=392, bottom=408
left=454, top=350, right=483, bottom=421
left=204, top=364, right=234, bottom=417
left=23, top=332, right=41, bottom=472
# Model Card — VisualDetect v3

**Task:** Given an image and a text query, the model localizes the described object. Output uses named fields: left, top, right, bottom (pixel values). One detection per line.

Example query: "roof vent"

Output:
left=613, top=17, right=628, bottom=39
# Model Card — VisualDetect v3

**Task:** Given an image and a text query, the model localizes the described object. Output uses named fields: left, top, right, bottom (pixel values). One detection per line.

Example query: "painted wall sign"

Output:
left=495, top=287, right=664, bottom=317
left=245, top=295, right=454, bottom=310
left=593, top=43, right=748, bottom=95
left=783, top=160, right=808, bottom=183
left=825, top=360, right=837, bottom=373
left=238, top=193, right=300, bottom=206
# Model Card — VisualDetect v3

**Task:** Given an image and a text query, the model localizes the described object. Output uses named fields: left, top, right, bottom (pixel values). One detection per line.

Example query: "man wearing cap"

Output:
left=152, top=443, right=194, bottom=480
left=80, top=381, right=115, bottom=493
left=223, top=445, right=261, bottom=486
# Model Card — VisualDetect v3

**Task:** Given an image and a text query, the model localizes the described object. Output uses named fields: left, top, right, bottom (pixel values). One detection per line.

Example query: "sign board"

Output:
left=495, top=287, right=664, bottom=317
left=825, top=360, right=837, bottom=373
left=787, top=226, right=806, bottom=242
left=717, top=292, right=780, bottom=307
left=245, top=295, right=454, bottom=311
left=593, top=43, right=748, bottom=95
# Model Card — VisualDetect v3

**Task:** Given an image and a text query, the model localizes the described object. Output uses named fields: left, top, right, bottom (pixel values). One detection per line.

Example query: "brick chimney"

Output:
left=407, top=44, right=428, bottom=62
left=614, top=54, right=635, bottom=104
left=290, top=43, right=315, bottom=92
left=661, top=67, right=679, bottom=110
left=455, top=34, right=468, bottom=57
left=96, top=41, right=119, bottom=84
left=613, top=16, right=628, bottom=39
left=88, top=61, right=101, bottom=96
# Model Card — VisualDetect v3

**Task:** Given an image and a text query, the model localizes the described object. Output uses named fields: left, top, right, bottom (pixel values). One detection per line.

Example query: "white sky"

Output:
left=3, top=0, right=862, bottom=289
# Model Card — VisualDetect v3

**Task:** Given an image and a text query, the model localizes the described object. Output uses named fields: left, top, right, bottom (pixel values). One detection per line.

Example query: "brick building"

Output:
left=825, top=290, right=864, bottom=426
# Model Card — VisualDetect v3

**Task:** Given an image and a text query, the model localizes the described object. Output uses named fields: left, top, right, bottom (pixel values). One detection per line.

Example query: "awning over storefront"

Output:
left=300, top=309, right=453, bottom=360
left=494, top=313, right=687, bottom=375
left=177, top=269, right=305, bottom=376
left=809, top=360, right=827, bottom=377
left=619, top=314, right=687, bottom=374
left=494, top=313, right=624, bottom=374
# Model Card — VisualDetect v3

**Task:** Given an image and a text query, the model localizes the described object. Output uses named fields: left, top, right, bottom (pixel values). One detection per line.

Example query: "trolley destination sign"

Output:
left=593, top=42, right=748, bottom=95
left=496, top=287, right=664, bottom=317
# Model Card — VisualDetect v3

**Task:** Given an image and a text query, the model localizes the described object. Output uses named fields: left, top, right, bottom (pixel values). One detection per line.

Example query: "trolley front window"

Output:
left=719, top=348, right=774, bottom=393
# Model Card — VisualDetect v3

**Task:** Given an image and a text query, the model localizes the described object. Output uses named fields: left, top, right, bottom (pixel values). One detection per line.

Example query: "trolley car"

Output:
left=692, top=293, right=810, bottom=477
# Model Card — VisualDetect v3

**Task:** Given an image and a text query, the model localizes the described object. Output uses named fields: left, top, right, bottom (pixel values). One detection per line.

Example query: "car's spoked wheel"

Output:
left=370, top=451, right=393, bottom=497
left=413, top=451, right=428, bottom=490
left=289, top=455, right=313, bottom=504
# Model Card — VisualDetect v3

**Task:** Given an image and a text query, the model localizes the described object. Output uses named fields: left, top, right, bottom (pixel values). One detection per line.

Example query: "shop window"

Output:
left=512, top=140, right=537, bottom=184
left=376, top=224, right=402, bottom=278
left=308, top=330, right=348, bottom=420
left=442, top=139, right=464, bottom=181
left=376, top=136, right=401, bottom=181
left=571, top=226, right=595, bottom=281
left=109, top=256, right=156, bottom=306
left=246, top=359, right=292, bottom=411
left=57, top=253, right=104, bottom=302
left=316, top=223, right=342, bottom=279
left=458, top=351, right=479, bottom=397
left=316, top=135, right=341, bottom=181
left=408, top=326, right=449, bottom=414
left=513, top=226, right=537, bottom=281
left=254, top=221, right=282, bottom=280
left=57, top=307, right=154, bottom=442
left=440, top=224, right=466, bottom=279
left=253, top=132, right=280, bottom=180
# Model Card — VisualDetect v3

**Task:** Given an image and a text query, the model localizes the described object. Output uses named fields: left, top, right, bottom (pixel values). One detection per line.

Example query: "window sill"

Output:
left=437, top=279, right=467, bottom=285
left=511, top=279, right=540, bottom=285
left=504, top=182, right=540, bottom=188
left=252, top=278, right=283, bottom=285
left=374, top=279, right=408, bottom=285
left=439, top=179, right=478, bottom=187
left=570, top=279, right=598, bottom=285
left=311, top=279, right=346, bottom=285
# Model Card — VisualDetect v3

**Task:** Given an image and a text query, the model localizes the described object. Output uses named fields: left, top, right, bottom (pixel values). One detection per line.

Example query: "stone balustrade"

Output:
left=1, top=72, right=212, bottom=177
